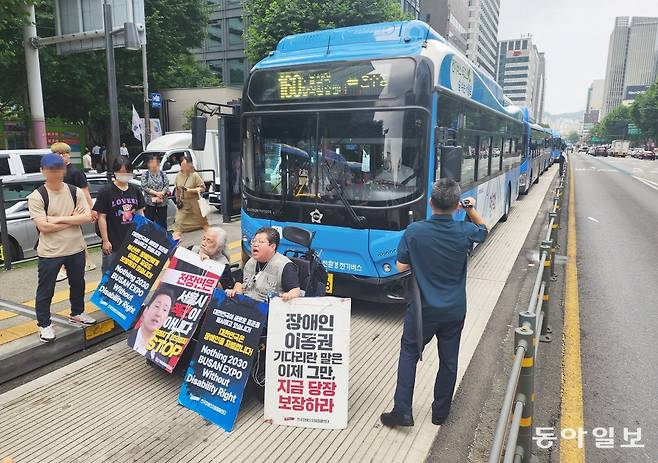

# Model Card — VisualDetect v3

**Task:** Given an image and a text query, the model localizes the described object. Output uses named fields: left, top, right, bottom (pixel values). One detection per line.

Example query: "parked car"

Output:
left=0, top=173, right=177, bottom=263
left=640, top=150, right=656, bottom=161
left=0, top=149, right=51, bottom=182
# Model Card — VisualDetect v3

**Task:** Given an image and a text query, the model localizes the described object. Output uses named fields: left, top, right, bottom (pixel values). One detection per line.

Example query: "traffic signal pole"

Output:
left=23, top=3, right=47, bottom=149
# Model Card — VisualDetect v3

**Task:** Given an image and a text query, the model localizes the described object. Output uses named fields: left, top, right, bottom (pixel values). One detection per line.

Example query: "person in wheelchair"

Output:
left=226, top=227, right=301, bottom=302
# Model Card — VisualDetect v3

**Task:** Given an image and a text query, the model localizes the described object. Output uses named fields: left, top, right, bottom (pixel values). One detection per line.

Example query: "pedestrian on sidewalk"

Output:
left=381, top=178, right=488, bottom=428
left=120, top=143, right=130, bottom=158
left=141, top=154, right=170, bottom=230
left=94, top=157, right=145, bottom=274
left=51, top=142, right=97, bottom=281
left=27, top=153, right=96, bottom=343
left=558, top=150, right=567, bottom=176
left=82, top=148, right=92, bottom=172
left=172, top=154, right=208, bottom=243
left=91, top=143, right=101, bottom=171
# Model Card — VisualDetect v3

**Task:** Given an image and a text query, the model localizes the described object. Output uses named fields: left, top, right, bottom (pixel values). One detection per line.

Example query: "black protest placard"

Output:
left=91, top=214, right=175, bottom=330
left=179, top=291, right=267, bottom=432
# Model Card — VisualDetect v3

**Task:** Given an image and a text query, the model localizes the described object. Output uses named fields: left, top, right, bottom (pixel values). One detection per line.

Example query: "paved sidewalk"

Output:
left=0, top=169, right=557, bottom=462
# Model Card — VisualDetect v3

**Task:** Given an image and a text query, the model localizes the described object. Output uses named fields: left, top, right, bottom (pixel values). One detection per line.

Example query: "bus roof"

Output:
left=253, top=20, right=523, bottom=121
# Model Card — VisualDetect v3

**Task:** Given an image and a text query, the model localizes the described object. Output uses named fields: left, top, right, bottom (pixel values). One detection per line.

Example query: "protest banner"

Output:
left=90, top=214, right=175, bottom=330
left=264, top=297, right=351, bottom=429
left=127, top=247, right=220, bottom=372
left=179, top=291, right=267, bottom=432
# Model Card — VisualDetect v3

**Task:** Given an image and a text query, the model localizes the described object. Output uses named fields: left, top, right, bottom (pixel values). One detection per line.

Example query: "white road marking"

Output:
left=632, top=175, right=658, bottom=192
left=633, top=167, right=644, bottom=172
left=587, top=216, right=599, bottom=223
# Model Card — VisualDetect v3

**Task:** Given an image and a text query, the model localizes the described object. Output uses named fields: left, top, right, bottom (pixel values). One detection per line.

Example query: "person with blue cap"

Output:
left=27, top=153, right=96, bottom=343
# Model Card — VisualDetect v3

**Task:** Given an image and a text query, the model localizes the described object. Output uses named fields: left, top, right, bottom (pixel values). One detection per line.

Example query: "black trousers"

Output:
left=145, top=205, right=168, bottom=230
left=393, top=306, right=465, bottom=419
left=35, top=250, right=85, bottom=327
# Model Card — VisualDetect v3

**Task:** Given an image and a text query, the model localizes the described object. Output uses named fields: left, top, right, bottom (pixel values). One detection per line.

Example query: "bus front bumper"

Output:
left=327, top=269, right=411, bottom=304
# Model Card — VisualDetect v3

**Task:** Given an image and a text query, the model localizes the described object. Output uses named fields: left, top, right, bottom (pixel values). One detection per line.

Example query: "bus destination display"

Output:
left=277, top=69, right=387, bottom=100
left=248, top=59, right=414, bottom=104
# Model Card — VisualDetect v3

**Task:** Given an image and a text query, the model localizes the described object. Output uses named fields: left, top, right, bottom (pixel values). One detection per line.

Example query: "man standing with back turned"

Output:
left=381, top=178, right=488, bottom=428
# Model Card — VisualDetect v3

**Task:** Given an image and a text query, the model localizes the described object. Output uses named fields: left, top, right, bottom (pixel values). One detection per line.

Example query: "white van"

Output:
left=131, top=130, right=221, bottom=207
left=0, top=149, right=52, bottom=180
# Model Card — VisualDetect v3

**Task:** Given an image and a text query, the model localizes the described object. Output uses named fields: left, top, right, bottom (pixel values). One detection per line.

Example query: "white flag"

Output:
left=131, top=105, right=143, bottom=142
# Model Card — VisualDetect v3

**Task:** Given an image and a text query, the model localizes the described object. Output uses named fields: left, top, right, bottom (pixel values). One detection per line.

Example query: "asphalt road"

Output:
left=571, top=152, right=658, bottom=462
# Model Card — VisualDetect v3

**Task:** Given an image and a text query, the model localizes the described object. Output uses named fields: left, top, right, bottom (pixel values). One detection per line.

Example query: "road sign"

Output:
left=628, top=123, right=641, bottom=135
left=151, top=92, right=161, bottom=109
left=53, top=0, right=146, bottom=55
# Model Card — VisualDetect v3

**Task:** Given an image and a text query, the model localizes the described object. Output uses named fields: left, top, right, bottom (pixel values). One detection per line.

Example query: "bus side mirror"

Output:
left=191, top=116, right=207, bottom=151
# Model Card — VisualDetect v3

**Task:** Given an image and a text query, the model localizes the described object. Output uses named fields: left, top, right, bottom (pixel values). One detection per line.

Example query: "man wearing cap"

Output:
left=50, top=142, right=97, bottom=278
left=27, top=153, right=96, bottom=343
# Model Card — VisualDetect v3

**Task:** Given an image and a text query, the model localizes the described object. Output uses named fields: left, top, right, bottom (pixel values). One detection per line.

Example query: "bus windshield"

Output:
left=243, top=110, right=427, bottom=206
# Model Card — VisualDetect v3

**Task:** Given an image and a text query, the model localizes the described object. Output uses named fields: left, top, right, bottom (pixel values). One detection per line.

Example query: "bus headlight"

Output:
left=382, top=263, right=392, bottom=273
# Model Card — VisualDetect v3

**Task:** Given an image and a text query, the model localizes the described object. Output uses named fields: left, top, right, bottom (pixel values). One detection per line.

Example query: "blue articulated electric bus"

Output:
left=240, top=20, right=527, bottom=302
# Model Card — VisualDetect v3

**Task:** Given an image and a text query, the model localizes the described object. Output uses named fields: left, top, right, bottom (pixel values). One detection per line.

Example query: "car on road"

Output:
left=587, top=147, right=596, bottom=155
left=639, top=150, right=656, bottom=160
left=0, top=174, right=177, bottom=263
left=594, top=146, right=608, bottom=157
left=579, top=145, right=589, bottom=153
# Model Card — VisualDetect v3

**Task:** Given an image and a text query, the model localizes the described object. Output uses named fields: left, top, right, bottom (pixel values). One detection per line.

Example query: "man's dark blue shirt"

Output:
left=397, top=214, right=488, bottom=322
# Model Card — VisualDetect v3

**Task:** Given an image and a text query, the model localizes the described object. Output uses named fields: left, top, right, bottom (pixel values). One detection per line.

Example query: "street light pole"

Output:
left=103, top=0, right=120, bottom=183
left=141, top=43, right=150, bottom=149
left=23, top=3, right=47, bottom=148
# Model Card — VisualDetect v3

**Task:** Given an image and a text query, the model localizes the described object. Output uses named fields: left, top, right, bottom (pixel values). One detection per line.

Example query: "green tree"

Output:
left=566, top=131, right=579, bottom=144
left=0, top=0, right=219, bottom=143
left=244, top=0, right=409, bottom=64
left=591, top=105, right=639, bottom=142
left=630, top=80, right=658, bottom=141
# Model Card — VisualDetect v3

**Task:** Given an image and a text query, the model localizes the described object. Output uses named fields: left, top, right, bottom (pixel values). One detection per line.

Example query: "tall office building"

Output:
left=192, top=0, right=248, bottom=87
left=420, top=0, right=469, bottom=54
left=601, top=16, right=658, bottom=117
left=465, top=0, right=501, bottom=78
left=496, top=36, right=546, bottom=122
left=582, top=79, right=605, bottom=137
left=401, top=0, right=421, bottom=19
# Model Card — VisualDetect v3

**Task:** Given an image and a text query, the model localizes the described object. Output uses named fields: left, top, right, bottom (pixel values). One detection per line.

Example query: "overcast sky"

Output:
left=498, top=0, right=657, bottom=115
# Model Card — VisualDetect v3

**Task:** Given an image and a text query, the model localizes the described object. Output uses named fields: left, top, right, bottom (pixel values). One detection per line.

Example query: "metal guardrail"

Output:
left=488, top=173, right=566, bottom=463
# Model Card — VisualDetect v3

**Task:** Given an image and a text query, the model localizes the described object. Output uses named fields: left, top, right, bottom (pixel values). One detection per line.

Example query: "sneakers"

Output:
left=56, top=269, right=67, bottom=282
left=85, top=262, right=97, bottom=272
left=69, top=313, right=97, bottom=325
left=39, top=325, right=56, bottom=343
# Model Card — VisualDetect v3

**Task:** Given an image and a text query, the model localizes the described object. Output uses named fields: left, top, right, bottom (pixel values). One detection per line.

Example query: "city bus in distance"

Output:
left=519, top=109, right=552, bottom=195
left=239, top=20, right=526, bottom=302
left=551, top=129, right=563, bottom=161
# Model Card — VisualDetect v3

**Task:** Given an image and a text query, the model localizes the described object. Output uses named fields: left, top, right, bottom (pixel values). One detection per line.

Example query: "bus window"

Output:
left=477, top=136, right=491, bottom=180
left=503, top=138, right=519, bottom=171
left=491, top=136, right=503, bottom=173
left=461, top=132, right=477, bottom=186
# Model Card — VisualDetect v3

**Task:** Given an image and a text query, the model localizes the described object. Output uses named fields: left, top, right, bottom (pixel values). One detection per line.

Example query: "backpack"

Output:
left=33, top=183, right=78, bottom=250
left=36, top=183, right=78, bottom=214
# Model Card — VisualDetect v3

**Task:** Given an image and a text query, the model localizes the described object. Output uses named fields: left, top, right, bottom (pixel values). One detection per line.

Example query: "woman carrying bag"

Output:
left=173, top=153, right=208, bottom=242
left=141, top=154, right=170, bottom=230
